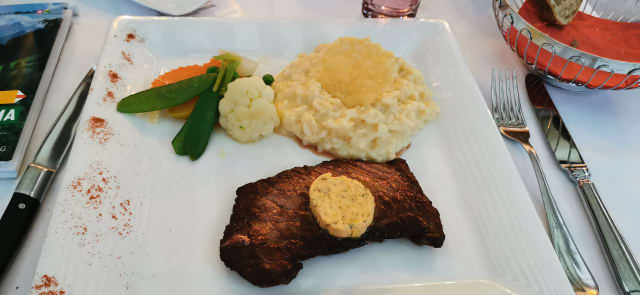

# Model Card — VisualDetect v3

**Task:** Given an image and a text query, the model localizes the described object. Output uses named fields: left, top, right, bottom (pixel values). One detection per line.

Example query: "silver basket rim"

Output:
left=493, top=0, right=640, bottom=79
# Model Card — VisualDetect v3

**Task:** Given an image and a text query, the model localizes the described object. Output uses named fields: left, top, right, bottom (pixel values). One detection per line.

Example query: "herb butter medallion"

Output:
left=309, top=173, right=375, bottom=238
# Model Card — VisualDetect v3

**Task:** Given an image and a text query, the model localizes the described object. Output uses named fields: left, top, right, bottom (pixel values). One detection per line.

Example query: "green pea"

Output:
left=262, top=74, right=274, bottom=86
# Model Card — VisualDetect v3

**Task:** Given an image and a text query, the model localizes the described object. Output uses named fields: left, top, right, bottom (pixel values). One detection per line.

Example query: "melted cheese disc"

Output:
left=309, top=173, right=375, bottom=238
left=315, top=37, right=396, bottom=108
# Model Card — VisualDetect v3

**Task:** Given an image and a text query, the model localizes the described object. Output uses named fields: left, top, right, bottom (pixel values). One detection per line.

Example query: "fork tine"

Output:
left=491, top=69, right=500, bottom=123
left=498, top=70, right=511, bottom=124
left=492, top=69, right=504, bottom=125
left=505, top=70, right=514, bottom=124
left=512, top=70, right=526, bottom=125
left=493, top=69, right=502, bottom=123
left=497, top=70, right=504, bottom=122
left=510, top=71, right=518, bottom=124
left=500, top=70, right=511, bottom=124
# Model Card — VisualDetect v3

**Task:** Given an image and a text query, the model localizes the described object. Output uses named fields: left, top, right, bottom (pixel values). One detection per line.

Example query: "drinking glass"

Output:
left=362, top=0, right=421, bottom=18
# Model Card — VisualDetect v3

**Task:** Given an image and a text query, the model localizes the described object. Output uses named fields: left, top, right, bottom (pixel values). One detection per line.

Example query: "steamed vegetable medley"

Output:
left=117, top=52, right=279, bottom=160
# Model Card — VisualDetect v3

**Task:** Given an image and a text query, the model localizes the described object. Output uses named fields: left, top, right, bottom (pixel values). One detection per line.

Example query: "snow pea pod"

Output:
left=117, top=73, right=217, bottom=113
left=171, top=122, right=189, bottom=155
left=183, top=89, right=222, bottom=160
left=182, top=58, right=239, bottom=160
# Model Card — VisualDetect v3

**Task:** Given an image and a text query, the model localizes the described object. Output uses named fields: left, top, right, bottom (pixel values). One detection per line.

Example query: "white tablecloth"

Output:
left=1, top=0, right=638, bottom=294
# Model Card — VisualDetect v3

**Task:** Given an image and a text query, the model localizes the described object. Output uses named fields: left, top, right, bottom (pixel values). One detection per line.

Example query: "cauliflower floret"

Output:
left=219, top=76, right=279, bottom=143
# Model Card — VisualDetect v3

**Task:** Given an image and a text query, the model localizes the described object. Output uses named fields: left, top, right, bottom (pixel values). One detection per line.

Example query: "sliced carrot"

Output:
left=151, top=58, right=222, bottom=118
left=152, top=58, right=222, bottom=87
left=167, top=97, right=198, bottom=119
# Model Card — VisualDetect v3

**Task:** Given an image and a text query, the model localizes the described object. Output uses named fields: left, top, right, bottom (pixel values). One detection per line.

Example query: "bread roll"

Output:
left=531, top=0, right=583, bottom=25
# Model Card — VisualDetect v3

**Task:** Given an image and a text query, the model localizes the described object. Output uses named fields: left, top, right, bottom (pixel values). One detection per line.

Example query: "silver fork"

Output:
left=491, top=69, right=598, bottom=295
left=154, top=0, right=216, bottom=16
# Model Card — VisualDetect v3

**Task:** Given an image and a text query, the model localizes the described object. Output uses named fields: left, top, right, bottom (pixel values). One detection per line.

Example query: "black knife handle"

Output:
left=0, top=193, right=40, bottom=277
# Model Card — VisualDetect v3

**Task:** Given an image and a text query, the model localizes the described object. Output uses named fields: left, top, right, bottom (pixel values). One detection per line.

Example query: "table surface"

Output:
left=1, top=0, right=638, bottom=294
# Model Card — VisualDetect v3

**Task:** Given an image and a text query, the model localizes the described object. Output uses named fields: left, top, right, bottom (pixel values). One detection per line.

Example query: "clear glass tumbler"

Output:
left=362, top=0, right=421, bottom=18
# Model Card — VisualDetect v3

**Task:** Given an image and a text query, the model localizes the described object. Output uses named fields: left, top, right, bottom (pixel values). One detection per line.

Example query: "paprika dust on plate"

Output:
left=32, top=274, right=66, bottom=295
left=86, top=116, right=113, bottom=145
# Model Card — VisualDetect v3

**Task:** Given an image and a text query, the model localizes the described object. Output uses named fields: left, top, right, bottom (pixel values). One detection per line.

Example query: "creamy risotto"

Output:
left=273, top=37, right=438, bottom=162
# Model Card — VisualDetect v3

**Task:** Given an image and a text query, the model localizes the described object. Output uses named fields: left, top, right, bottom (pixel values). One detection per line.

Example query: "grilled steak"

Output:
left=220, top=158, right=445, bottom=287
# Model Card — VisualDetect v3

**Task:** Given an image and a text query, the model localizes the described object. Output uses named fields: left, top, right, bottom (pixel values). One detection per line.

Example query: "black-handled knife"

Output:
left=0, top=67, right=95, bottom=277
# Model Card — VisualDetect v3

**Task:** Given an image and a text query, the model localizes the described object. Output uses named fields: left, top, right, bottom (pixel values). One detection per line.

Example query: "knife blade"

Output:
left=525, top=74, right=640, bottom=295
left=0, top=67, right=95, bottom=277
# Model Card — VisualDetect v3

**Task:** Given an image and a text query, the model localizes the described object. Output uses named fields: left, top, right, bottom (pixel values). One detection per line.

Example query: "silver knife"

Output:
left=525, top=74, right=640, bottom=295
left=0, top=67, right=94, bottom=276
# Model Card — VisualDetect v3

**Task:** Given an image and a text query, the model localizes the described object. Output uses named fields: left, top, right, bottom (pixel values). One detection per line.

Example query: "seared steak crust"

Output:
left=220, top=158, right=444, bottom=287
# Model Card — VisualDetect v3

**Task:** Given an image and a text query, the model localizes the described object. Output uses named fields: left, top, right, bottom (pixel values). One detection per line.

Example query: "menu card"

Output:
left=0, top=3, right=71, bottom=178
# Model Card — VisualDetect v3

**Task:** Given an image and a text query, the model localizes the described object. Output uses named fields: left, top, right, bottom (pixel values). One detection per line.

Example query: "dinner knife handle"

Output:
left=525, top=147, right=598, bottom=294
left=0, top=193, right=40, bottom=277
left=571, top=168, right=640, bottom=295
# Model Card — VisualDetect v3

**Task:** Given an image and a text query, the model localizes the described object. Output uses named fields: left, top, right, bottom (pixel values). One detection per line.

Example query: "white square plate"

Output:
left=30, top=17, right=573, bottom=294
